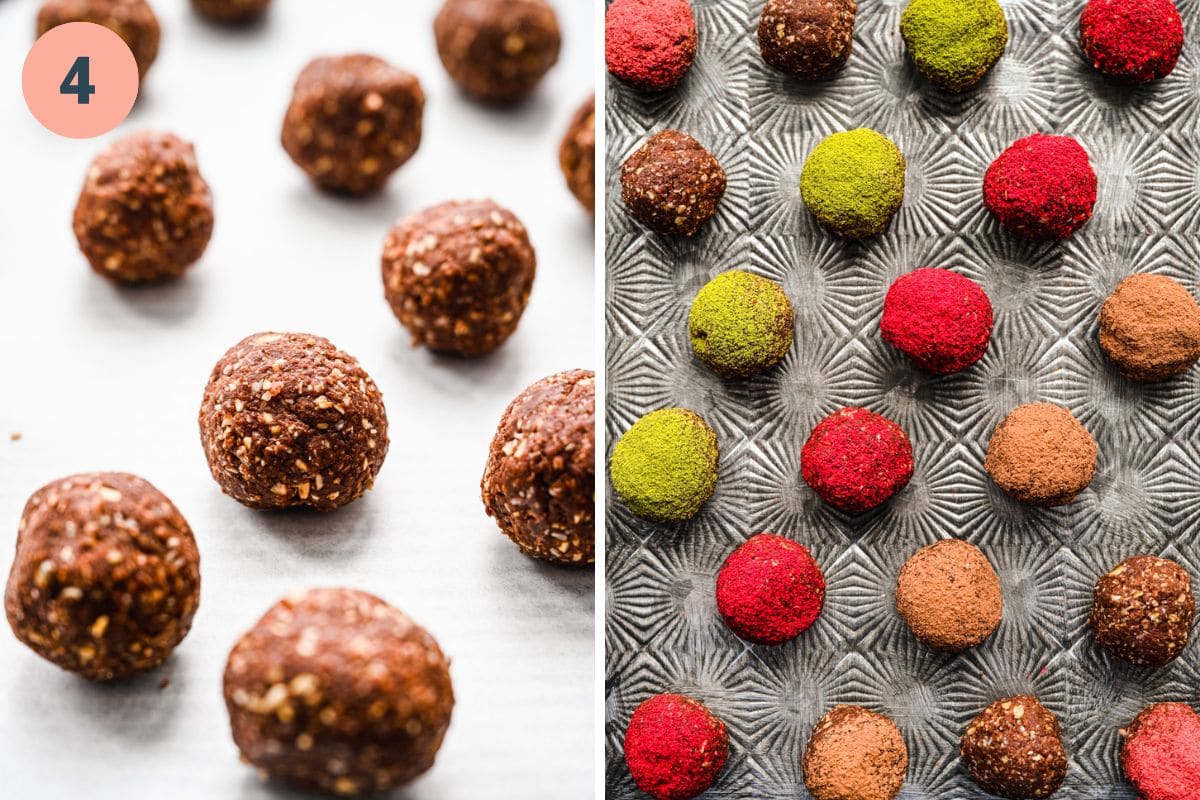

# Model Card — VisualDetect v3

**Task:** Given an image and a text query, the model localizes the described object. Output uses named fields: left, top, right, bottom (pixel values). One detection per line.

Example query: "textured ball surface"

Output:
left=757, top=0, right=858, bottom=80
left=900, top=0, right=1008, bottom=91
left=800, top=128, right=905, bottom=239
left=605, top=0, right=697, bottom=91
left=1081, top=0, right=1183, bottom=83
left=984, top=133, right=1097, bottom=240
left=1122, top=703, right=1200, bottom=800
left=961, top=696, right=1067, bottom=799
left=803, top=706, right=908, bottom=800
left=38, top=0, right=160, bottom=78
left=881, top=268, right=993, bottom=374
left=1099, top=274, right=1200, bottom=382
left=621, top=130, right=726, bottom=237
left=801, top=407, right=914, bottom=513
left=191, top=0, right=269, bottom=23
left=434, top=0, right=560, bottom=104
left=1090, top=555, right=1195, bottom=667
left=623, top=693, right=728, bottom=800
left=688, top=270, right=794, bottom=379
left=716, top=533, right=825, bottom=645
left=984, top=402, right=1096, bottom=506
left=559, top=94, right=596, bottom=214
left=610, top=408, right=718, bottom=523
left=895, top=539, right=1002, bottom=651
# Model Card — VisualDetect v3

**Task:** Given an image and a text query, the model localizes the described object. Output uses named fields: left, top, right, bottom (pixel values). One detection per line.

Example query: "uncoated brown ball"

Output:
left=5, top=472, right=201, bottom=681
left=224, top=588, right=454, bottom=797
left=434, top=0, right=561, bottom=104
left=1099, top=274, right=1200, bottom=382
left=758, top=0, right=858, bottom=80
left=281, top=55, right=425, bottom=196
left=559, top=94, right=596, bottom=214
left=482, top=370, right=595, bottom=565
left=191, top=0, right=269, bottom=23
left=198, top=332, right=389, bottom=511
left=38, top=0, right=160, bottom=79
left=73, top=130, right=214, bottom=284
left=1089, top=555, right=1195, bottom=667
left=961, top=696, right=1067, bottom=799
left=381, top=199, right=536, bottom=356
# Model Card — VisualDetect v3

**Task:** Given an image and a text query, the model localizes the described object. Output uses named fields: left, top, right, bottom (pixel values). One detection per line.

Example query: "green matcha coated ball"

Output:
left=688, top=270, right=794, bottom=379
left=800, top=128, right=906, bottom=239
left=610, top=408, right=718, bottom=523
left=900, top=0, right=1008, bottom=92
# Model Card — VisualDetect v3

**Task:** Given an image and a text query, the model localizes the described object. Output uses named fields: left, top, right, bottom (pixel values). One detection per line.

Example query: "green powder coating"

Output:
left=609, top=408, right=719, bottom=523
left=800, top=128, right=906, bottom=239
left=900, top=0, right=1008, bottom=92
left=688, top=270, right=795, bottom=379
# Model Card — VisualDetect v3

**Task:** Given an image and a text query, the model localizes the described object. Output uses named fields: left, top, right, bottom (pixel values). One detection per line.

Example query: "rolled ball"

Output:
left=758, top=0, right=857, bottom=80
left=716, top=533, right=825, bottom=645
left=1099, top=274, right=1200, bottom=382
left=559, top=94, right=596, bottom=214
left=801, top=128, right=905, bottom=239
left=1081, top=0, right=1183, bottom=83
left=881, top=268, right=993, bottom=374
left=961, top=696, right=1067, bottom=799
left=895, top=539, right=1002, bottom=651
left=191, top=0, right=269, bottom=23
left=623, top=693, right=728, bottom=800
left=984, top=133, right=1096, bottom=241
left=434, top=0, right=560, bottom=104
left=610, top=408, right=718, bottom=524
left=900, top=0, right=1008, bottom=91
left=801, top=407, right=914, bottom=513
left=688, top=270, right=794, bottom=379
left=1121, top=703, right=1200, bottom=800
left=605, top=0, right=697, bottom=91
left=38, top=0, right=160, bottom=78
left=803, top=706, right=908, bottom=800
left=1090, top=555, right=1195, bottom=667
left=620, top=129, right=726, bottom=237
left=984, top=402, right=1096, bottom=507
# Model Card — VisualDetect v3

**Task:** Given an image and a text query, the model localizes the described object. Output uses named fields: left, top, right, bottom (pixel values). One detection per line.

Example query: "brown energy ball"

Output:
left=758, top=0, right=858, bottom=80
left=481, top=370, right=595, bottom=566
left=620, top=130, right=726, bottom=236
left=434, top=0, right=561, bottom=104
left=198, top=332, right=389, bottom=511
left=1089, top=555, right=1195, bottom=668
left=1099, top=274, right=1200, bottom=382
left=73, top=130, right=214, bottom=284
left=281, top=55, right=424, bottom=196
left=895, top=539, right=1002, bottom=652
left=191, top=0, right=269, bottom=23
left=4, top=472, right=200, bottom=681
left=559, top=94, right=596, bottom=214
left=224, top=588, right=454, bottom=796
left=961, top=696, right=1068, bottom=799
left=803, top=706, right=908, bottom=800
left=381, top=199, right=536, bottom=356
left=37, top=0, right=160, bottom=79
left=984, top=402, right=1097, bottom=507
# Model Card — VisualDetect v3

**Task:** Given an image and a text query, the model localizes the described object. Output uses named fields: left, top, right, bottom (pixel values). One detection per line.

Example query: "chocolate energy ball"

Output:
left=621, top=130, right=726, bottom=237
left=1121, top=703, right=1200, bottom=800
left=758, top=0, right=858, bottom=80
left=1099, top=274, right=1200, bottom=382
left=900, top=0, right=1008, bottom=92
left=716, top=533, right=826, bottom=646
left=803, top=706, right=908, bottom=800
left=895, top=539, right=1002, bottom=651
left=881, top=267, right=994, bottom=375
left=610, top=408, right=719, bottom=524
left=434, top=0, right=560, bottom=104
left=381, top=199, right=535, bottom=356
left=1089, top=555, right=1195, bottom=668
left=38, top=0, right=160, bottom=79
left=281, top=54, right=424, bottom=196
left=4, top=472, right=200, bottom=681
left=481, top=370, right=595, bottom=566
left=191, top=0, right=269, bottom=23
left=984, top=402, right=1097, bottom=507
left=1081, top=0, right=1184, bottom=83
left=801, top=406, right=914, bottom=514
left=623, top=693, right=729, bottom=800
left=688, top=270, right=795, bottom=379
left=224, top=588, right=453, bottom=796
left=198, top=332, right=389, bottom=511
left=73, top=130, right=214, bottom=284
left=984, top=134, right=1097, bottom=241
left=801, top=128, right=906, bottom=239
left=606, top=0, right=697, bottom=92
left=559, top=95, right=596, bottom=214
left=961, top=696, right=1068, bottom=799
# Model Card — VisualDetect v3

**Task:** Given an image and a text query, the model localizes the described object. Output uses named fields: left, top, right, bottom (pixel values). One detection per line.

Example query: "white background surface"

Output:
left=0, top=1, right=595, bottom=797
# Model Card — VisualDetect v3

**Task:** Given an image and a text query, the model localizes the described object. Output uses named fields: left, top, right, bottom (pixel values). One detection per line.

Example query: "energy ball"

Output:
left=1081, top=0, right=1183, bottom=83
left=984, top=402, right=1097, bottom=507
left=716, top=533, right=826, bottom=646
left=961, top=696, right=1067, bottom=799
left=895, top=539, right=1002, bottom=651
left=801, top=128, right=906, bottom=239
left=610, top=408, right=718, bottom=524
left=605, top=0, right=697, bottom=92
left=433, top=0, right=560, bottom=104
left=758, top=0, right=858, bottom=80
left=881, top=268, right=993, bottom=374
left=801, top=407, right=914, bottom=514
left=1089, top=555, right=1195, bottom=667
left=481, top=370, right=595, bottom=566
left=559, top=94, right=596, bottom=214
left=224, top=588, right=453, bottom=797
left=984, top=133, right=1097, bottom=241
left=688, top=270, right=794, bottom=379
left=621, top=130, right=726, bottom=237
left=73, top=130, right=214, bottom=284
left=1099, top=274, right=1200, bottom=382
left=623, top=693, right=728, bottom=800
left=191, top=0, right=269, bottom=23
left=4, top=472, right=200, bottom=681
left=198, top=332, right=389, bottom=511
left=381, top=199, right=535, bottom=356
left=1121, top=703, right=1200, bottom=800
left=803, top=706, right=908, bottom=800
left=900, top=0, right=1008, bottom=92
left=281, top=54, right=424, bottom=196
left=38, top=0, right=160, bottom=79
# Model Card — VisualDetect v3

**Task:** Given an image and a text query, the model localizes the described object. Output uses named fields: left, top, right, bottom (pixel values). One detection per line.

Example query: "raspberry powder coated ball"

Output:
left=881, top=268, right=993, bottom=374
left=984, top=133, right=1097, bottom=240
left=1081, top=0, right=1183, bottom=83
left=1121, top=703, right=1200, bottom=800
left=605, top=0, right=697, bottom=92
left=623, top=693, right=729, bottom=800
left=716, top=533, right=826, bottom=645
left=801, top=407, right=914, bottom=513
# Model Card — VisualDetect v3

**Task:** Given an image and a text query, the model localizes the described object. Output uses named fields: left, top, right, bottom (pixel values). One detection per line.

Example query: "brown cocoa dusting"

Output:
left=984, top=402, right=1096, bottom=506
left=803, top=705, right=907, bottom=800
left=1099, top=273, right=1200, bottom=382
left=895, top=539, right=1002, bottom=651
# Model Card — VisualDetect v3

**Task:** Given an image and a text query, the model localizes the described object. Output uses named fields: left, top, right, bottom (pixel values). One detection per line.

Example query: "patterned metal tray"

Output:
left=604, top=0, right=1200, bottom=796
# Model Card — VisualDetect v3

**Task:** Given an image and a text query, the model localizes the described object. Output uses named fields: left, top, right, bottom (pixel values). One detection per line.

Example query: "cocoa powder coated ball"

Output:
left=803, top=706, right=908, bottom=800
left=961, top=696, right=1067, bottom=799
left=559, top=94, right=596, bottom=214
left=191, top=0, right=269, bottom=23
left=434, top=0, right=560, bottom=104
left=224, top=588, right=454, bottom=797
left=38, top=0, right=160, bottom=79
left=4, top=472, right=200, bottom=681
left=198, top=332, right=389, bottom=511
left=758, top=0, right=858, bottom=80
left=895, top=539, right=1002, bottom=651
left=984, top=402, right=1096, bottom=506
left=621, top=130, right=726, bottom=236
left=1099, top=274, right=1200, bottom=382
left=1089, top=555, right=1195, bottom=667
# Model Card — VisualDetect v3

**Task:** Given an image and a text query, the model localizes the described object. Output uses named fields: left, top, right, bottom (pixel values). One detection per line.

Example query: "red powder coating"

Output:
left=623, top=693, right=729, bottom=800
left=1081, top=0, right=1184, bottom=83
left=606, top=0, right=697, bottom=91
left=983, top=133, right=1097, bottom=241
left=801, top=407, right=914, bottom=514
left=1121, top=702, right=1200, bottom=800
left=881, top=268, right=994, bottom=375
left=716, top=533, right=826, bottom=645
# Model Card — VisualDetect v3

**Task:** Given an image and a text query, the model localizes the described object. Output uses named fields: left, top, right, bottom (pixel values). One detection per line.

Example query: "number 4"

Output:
left=60, top=56, right=96, bottom=105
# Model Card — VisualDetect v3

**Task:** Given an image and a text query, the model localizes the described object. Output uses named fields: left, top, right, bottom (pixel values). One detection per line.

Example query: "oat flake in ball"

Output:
left=803, top=706, right=908, bottom=800
left=758, top=0, right=858, bottom=81
left=961, top=696, right=1068, bottom=799
left=1099, top=274, right=1200, bottom=382
left=191, top=0, right=268, bottom=23
left=716, top=533, right=825, bottom=645
left=623, top=693, right=729, bottom=800
left=801, top=406, right=914, bottom=514
left=434, top=0, right=561, bottom=104
left=1121, top=703, right=1200, bottom=800
left=38, top=0, right=160, bottom=79
left=1089, top=555, right=1195, bottom=668
left=559, top=94, right=596, bottom=214
left=621, top=130, right=727, bottom=237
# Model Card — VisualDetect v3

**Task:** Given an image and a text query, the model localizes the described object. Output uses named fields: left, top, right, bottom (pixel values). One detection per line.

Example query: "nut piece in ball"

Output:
left=605, top=0, right=697, bottom=92
left=382, top=199, right=536, bottom=356
left=1089, top=555, right=1195, bottom=667
left=481, top=370, right=595, bottom=566
left=73, top=130, right=214, bottom=284
left=198, top=332, right=389, bottom=511
left=801, top=406, right=914, bottom=514
left=758, top=0, right=858, bottom=80
left=434, top=0, right=560, bottom=104
left=1099, top=274, right=1200, bottom=382
left=1121, top=703, right=1200, bottom=800
left=621, top=130, right=726, bottom=237
left=881, top=267, right=994, bottom=374
left=191, top=0, right=269, bottom=23
left=610, top=408, right=719, bottom=524
left=961, top=696, right=1067, bottom=799
left=38, top=0, right=160, bottom=79
left=716, top=533, right=826, bottom=646
left=559, top=94, right=596, bottom=214
left=803, top=706, right=908, bottom=800
left=224, top=588, right=454, bottom=796
left=895, top=539, right=1002, bottom=651
left=688, top=270, right=795, bottom=379
left=5, top=472, right=200, bottom=681
left=984, top=402, right=1096, bottom=507
left=801, top=128, right=905, bottom=239
left=900, top=0, right=1008, bottom=92
left=623, top=693, right=729, bottom=800
left=1081, top=0, right=1183, bottom=83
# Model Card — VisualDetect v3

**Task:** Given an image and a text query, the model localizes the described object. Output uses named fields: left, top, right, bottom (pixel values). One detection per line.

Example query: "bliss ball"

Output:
left=895, top=539, right=1002, bottom=651
left=73, top=130, right=213, bottom=284
left=381, top=199, right=535, bottom=356
left=961, top=696, right=1067, bottom=799
left=803, top=706, right=908, bottom=800
left=984, top=402, right=1096, bottom=507
left=1122, top=703, right=1200, bottom=800
left=1081, top=0, right=1183, bottom=83
left=623, top=693, right=728, bottom=800
left=610, top=408, right=718, bottom=524
left=1100, top=274, right=1200, bottom=382
left=559, top=94, right=595, bottom=214
left=4, top=472, right=200, bottom=681
left=191, top=0, right=269, bottom=23
left=688, top=270, right=794, bottom=379
left=984, top=133, right=1097, bottom=241
left=900, top=0, right=1007, bottom=92
left=434, top=0, right=560, bottom=104
left=481, top=370, right=595, bottom=566
left=198, top=332, right=389, bottom=511
left=881, top=268, right=993, bottom=374
left=716, top=533, right=825, bottom=645
left=621, top=130, right=726, bottom=237
left=758, top=0, right=857, bottom=80
left=38, top=0, right=160, bottom=79
left=801, top=407, right=914, bottom=514
left=224, top=588, right=454, bottom=797
left=801, top=128, right=906, bottom=239
left=281, top=54, right=424, bottom=196
left=1089, top=555, right=1195, bottom=667
left=605, top=0, right=697, bottom=92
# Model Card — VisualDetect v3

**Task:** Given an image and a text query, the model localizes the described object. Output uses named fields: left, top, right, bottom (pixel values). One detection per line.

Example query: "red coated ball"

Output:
left=606, top=0, right=697, bottom=92
left=1081, top=0, right=1183, bottom=83
left=623, top=693, right=729, bottom=800
left=1121, top=702, right=1200, bottom=800
left=801, top=407, right=914, bottom=514
left=984, top=134, right=1097, bottom=241
left=716, top=533, right=826, bottom=645
left=881, top=268, right=993, bottom=374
